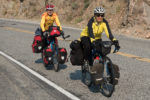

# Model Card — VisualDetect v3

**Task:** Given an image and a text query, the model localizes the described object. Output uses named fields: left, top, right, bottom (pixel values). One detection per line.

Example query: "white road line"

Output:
left=0, top=18, right=82, bottom=31
left=0, top=51, right=80, bottom=100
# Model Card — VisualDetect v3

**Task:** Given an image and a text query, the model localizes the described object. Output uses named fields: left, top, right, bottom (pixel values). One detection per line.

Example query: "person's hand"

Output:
left=113, top=40, right=120, bottom=50
left=43, top=31, right=49, bottom=37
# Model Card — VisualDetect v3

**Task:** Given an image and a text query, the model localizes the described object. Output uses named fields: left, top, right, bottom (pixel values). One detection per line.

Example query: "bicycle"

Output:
left=81, top=41, right=120, bottom=97
left=41, top=26, right=70, bottom=72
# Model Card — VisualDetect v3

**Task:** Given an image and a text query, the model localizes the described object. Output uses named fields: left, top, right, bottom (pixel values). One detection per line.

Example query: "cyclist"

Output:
left=40, top=4, right=62, bottom=33
left=80, top=6, right=120, bottom=66
left=37, top=4, right=64, bottom=47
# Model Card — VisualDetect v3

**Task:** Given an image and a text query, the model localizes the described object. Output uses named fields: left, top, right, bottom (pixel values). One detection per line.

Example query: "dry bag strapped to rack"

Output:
left=48, top=26, right=61, bottom=37
left=58, top=48, right=67, bottom=64
left=70, top=40, right=84, bottom=65
left=32, top=35, right=44, bottom=53
left=91, top=63, right=104, bottom=85
left=43, top=47, right=53, bottom=64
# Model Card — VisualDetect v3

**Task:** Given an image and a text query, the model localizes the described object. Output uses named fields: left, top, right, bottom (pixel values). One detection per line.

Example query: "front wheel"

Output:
left=81, top=65, right=92, bottom=87
left=41, top=52, right=48, bottom=67
left=53, top=50, right=59, bottom=72
left=100, top=56, right=115, bottom=97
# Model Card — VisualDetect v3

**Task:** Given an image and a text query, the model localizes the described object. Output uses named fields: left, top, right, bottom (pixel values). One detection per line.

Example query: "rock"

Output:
left=146, top=33, right=150, bottom=39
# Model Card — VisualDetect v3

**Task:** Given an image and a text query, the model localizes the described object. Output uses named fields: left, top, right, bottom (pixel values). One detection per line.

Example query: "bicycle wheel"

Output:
left=53, top=46, right=59, bottom=72
left=81, top=65, right=92, bottom=87
left=100, top=56, right=115, bottom=97
left=41, top=52, right=48, bottom=67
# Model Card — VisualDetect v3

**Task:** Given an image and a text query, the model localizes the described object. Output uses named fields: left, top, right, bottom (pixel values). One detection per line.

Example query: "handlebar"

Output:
left=112, top=42, right=120, bottom=53
left=92, top=41, right=120, bottom=54
left=43, top=30, right=70, bottom=40
left=113, top=47, right=120, bottom=53
left=62, top=35, right=70, bottom=40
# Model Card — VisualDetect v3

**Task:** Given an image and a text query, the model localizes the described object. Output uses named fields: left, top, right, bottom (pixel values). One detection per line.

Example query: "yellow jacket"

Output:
left=40, top=12, right=62, bottom=32
left=80, top=18, right=116, bottom=42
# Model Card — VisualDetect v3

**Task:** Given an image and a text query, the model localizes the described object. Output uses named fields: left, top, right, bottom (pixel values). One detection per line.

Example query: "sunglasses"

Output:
left=95, top=14, right=104, bottom=17
left=47, top=9, right=53, bottom=11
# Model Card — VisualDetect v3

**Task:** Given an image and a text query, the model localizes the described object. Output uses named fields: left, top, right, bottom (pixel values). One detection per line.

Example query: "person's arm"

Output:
left=80, top=26, right=95, bottom=42
left=103, top=19, right=116, bottom=41
left=40, top=14, right=46, bottom=32
left=87, top=17, right=95, bottom=39
left=54, top=14, right=62, bottom=31
left=80, top=26, right=89, bottom=37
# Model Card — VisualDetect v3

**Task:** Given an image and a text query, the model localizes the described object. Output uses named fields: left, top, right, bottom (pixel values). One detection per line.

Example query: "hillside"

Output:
left=0, top=0, right=150, bottom=39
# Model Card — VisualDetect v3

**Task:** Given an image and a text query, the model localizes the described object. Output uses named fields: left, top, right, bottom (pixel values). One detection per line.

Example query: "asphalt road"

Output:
left=0, top=19, right=150, bottom=100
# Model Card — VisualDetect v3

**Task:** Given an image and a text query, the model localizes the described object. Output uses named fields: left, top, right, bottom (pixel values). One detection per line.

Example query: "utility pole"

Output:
left=18, top=0, right=24, bottom=15
left=45, top=0, right=48, bottom=6
left=127, top=0, right=130, bottom=23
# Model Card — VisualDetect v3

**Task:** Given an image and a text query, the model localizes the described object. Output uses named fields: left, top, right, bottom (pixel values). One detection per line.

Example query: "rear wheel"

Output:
left=100, top=57, right=115, bottom=97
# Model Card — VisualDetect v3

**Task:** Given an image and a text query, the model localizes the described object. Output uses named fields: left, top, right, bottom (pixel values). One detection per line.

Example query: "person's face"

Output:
left=47, top=9, right=54, bottom=16
left=95, top=13, right=104, bottom=23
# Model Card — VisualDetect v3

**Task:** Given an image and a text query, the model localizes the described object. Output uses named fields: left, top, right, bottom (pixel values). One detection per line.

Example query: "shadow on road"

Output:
left=45, top=64, right=68, bottom=71
left=70, top=70, right=101, bottom=93
left=35, top=58, right=68, bottom=71
left=70, top=70, right=82, bottom=80
left=35, top=58, right=43, bottom=63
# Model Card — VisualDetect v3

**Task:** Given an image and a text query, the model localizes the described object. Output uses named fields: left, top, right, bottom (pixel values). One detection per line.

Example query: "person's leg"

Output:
left=94, top=39, right=102, bottom=55
left=81, top=36, right=93, bottom=65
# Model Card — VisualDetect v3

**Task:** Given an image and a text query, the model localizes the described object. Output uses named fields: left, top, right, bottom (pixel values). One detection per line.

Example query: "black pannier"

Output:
left=70, top=40, right=84, bottom=65
left=58, top=48, right=67, bottom=64
left=108, top=63, right=120, bottom=85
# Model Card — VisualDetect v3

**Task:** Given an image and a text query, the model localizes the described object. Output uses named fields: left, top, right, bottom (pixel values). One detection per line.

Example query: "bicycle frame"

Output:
left=47, top=37, right=58, bottom=54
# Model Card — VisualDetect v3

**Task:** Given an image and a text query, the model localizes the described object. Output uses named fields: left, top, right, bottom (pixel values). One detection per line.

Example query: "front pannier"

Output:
left=43, top=47, right=53, bottom=64
left=70, top=40, right=84, bottom=65
left=58, top=48, right=67, bottom=64
left=108, top=63, right=120, bottom=85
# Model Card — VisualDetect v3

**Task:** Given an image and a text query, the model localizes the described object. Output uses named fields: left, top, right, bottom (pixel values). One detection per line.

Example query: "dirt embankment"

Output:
left=0, top=0, right=150, bottom=39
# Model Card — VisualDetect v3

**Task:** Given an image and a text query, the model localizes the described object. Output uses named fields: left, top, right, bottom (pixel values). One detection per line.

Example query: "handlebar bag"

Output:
left=101, top=41, right=112, bottom=56
left=48, top=26, right=61, bottom=37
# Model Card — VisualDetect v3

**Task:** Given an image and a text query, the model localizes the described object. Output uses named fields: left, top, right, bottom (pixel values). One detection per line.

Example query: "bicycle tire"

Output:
left=41, top=52, right=48, bottom=67
left=53, top=45, right=59, bottom=72
left=81, top=65, right=92, bottom=87
left=100, top=56, right=115, bottom=97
